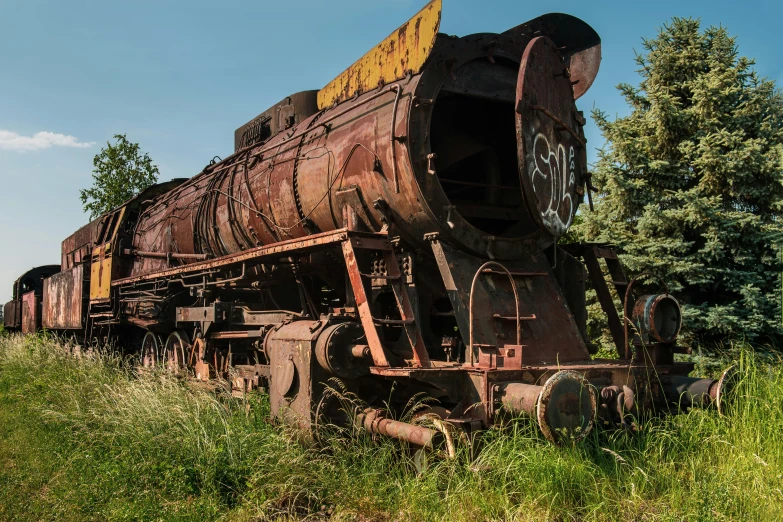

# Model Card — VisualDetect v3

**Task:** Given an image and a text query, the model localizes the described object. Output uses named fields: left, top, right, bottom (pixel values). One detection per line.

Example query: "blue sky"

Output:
left=1, top=0, right=782, bottom=302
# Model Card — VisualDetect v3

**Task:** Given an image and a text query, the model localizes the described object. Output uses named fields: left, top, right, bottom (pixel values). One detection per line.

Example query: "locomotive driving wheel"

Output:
left=141, top=331, right=162, bottom=369
left=163, top=330, right=192, bottom=374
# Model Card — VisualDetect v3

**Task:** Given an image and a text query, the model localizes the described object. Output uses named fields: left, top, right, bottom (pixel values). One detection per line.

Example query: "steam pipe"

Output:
left=355, top=409, right=437, bottom=448
left=123, top=249, right=210, bottom=260
left=663, top=366, right=736, bottom=413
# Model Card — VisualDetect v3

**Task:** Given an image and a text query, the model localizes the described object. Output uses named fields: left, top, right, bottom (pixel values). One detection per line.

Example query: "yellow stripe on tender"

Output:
left=317, top=0, right=442, bottom=109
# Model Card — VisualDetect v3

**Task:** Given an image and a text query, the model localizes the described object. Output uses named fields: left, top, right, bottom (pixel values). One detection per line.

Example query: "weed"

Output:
left=0, top=334, right=781, bottom=521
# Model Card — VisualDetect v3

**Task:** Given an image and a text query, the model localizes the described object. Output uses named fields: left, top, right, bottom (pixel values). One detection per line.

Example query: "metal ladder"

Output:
left=581, top=245, right=630, bottom=358
left=341, top=232, right=431, bottom=368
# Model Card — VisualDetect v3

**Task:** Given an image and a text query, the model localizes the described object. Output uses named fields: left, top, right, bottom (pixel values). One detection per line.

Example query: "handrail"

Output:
left=468, top=261, right=521, bottom=366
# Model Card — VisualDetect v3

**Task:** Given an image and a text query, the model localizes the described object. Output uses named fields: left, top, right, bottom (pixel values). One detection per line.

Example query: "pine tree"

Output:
left=576, top=18, right=783, bottom=348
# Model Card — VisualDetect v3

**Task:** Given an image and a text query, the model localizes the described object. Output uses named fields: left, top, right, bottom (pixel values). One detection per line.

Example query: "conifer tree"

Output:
left=576, top=18, right=783, bottom=348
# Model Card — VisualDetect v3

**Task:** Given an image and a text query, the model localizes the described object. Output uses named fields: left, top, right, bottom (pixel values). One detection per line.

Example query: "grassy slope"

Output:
left=0, top=333, right=781, bottom=521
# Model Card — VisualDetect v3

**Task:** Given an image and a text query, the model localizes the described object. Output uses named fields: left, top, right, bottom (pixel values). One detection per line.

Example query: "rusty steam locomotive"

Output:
left=3, top=2, right=734, bottom=448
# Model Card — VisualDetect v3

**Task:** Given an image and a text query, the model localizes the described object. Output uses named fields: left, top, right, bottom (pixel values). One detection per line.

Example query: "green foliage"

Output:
left=1, top=335, right=782, bottom=521
left=79, top=134, right=159, bottom=219
left=575, top=18, right=783, bottom=349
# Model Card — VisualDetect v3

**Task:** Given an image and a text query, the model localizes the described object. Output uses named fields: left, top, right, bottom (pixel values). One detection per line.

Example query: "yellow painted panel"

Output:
left=317, top=0, right=441, bottom=109
left=89, top=258, right=101, bottom=300
left=89, top=207, right=124, bottom=301
left=89, top=244, right=112, bottom=300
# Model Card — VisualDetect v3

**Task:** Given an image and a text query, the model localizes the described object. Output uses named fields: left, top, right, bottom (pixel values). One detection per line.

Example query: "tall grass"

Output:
left=0, top=332, right=781, bottom=521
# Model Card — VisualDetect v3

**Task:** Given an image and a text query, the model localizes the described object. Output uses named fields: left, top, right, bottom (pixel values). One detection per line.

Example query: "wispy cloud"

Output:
left=0, top=130, right=95, bottom=152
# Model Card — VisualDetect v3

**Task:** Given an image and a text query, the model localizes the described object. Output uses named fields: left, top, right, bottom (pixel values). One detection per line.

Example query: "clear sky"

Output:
left=1, top=0, right=782, bottom=303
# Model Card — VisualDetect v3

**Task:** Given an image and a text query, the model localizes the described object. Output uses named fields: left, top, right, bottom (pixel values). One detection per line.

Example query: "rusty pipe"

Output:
left=355, top=409, right=437, bottom=448
left=350, top=344, right=371, bottom=359
left=663, top=366, right=736, bottom=413
left=631, top=294, right=682, bottom=344
left=498, top=382, right=542, bottom=415
left=622, top=272, right=670, bottom=359
left=665, top=376, right=718, bottom=408
left=390, top=84, right=402, bottom=193
left=122, top=249, right=210, bottom=260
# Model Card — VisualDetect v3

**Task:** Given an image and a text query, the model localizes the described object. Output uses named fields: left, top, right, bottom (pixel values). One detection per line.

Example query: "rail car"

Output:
left=3, top=1, right=734, bottom=448
left=3, top=265, right=61, bottom=333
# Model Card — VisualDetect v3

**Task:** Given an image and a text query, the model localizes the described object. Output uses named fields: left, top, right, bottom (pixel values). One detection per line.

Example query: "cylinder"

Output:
left=314, top=322, right=370, bottom=380
left=499, top=383, right=542, bottom=415
left=632, top=294, right=682, bottom=343
left=497, top=370, right=596, bottom=444
left=355, top=409, right=437, bottom=448
left=664, top=366, right=737, bottom=412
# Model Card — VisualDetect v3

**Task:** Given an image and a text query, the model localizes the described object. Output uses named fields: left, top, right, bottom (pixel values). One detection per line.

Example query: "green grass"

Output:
left=0, top=333, right=781, bottom=521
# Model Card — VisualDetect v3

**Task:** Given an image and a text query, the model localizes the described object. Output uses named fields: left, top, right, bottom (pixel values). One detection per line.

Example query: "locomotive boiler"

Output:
left=8, top=1, right=735, bottom=448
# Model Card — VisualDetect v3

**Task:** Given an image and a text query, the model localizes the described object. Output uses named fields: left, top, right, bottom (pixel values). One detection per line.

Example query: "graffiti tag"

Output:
left=529, top=133, right=576, bottom=236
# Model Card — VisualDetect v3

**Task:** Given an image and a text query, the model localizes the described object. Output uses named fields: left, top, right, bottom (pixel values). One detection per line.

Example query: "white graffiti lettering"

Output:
left=529, top=133, right=576, bottom=236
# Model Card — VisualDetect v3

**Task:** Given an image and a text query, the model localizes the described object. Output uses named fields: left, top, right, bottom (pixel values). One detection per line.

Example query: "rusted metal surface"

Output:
left=266, top=320, right=328, bottom=431
left=141, top=331, right=161, bottom=369
left=21, top=291, right=39, bottom=334
left=632, top=294, right=682, bottom=344
left=115, top=229, right=350, bottom=286
left=42, top=265, right=84, bottom=330
left=3, top=300, right=20, bottom=329
left=61, top=219, right=99, bottom=270
left=468, top=261, right=522, bottom=365
left=235, top=91, right=319, bottom=151
left=379, top=248, right=431, bottom=367
left=355, top=409, right=437, bottom=449
left=579, top=246, right=627, bottom=357
left=342, top=239, right=391, bottom=367
left=317, top=0, right=441, bottom=109
left=122, top=249, right=210, bottom=260
left=429, top=237, right=590, bottom=366
left=11, top=265, right=61, bottom=301
left=516, top=36, right=586, bottom=238
left=498, top=382, right=541, bottom=415
left=660, top=365, right=736, bottom=415
left=536, top=370, right=596, bottom=444
left=376, top=358, right=730, bottom=431
left=622, top=272, right=674, bottom=358
left=163, top=330, right=191, bottom=373
left=498, top=370, right=596, bottom=444
left=314, top=323, right=370, bottom=379
left=502, top=13, right=601, bottom=100
left=127, top=18, right=605, bottom=280
left=4, top=265, right=60, bottom=331
left=664, top=374, right=726, bottom=410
